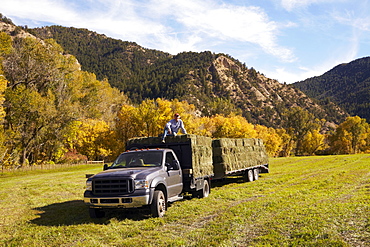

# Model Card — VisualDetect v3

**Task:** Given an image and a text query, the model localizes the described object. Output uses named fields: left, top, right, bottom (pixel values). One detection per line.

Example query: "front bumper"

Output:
left=84, top=189, right=153, bottom=208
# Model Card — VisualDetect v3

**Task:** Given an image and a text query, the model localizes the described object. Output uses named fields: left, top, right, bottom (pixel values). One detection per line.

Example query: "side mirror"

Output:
left=165, top=162, right=171, bottom=171
left=103, top=164, right=109, bottom=171
left=172, top=160, right=179, bottom=170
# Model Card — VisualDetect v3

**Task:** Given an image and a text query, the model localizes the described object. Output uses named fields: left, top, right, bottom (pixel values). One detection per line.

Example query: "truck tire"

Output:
left=89, top=208, right=105, bottom=218
left=253, top=168, right=259, bottom=180
left=244, top=169, right=254, bottom=182
left=193, top=179, right=210, bottom=198
left=151, top=190, right=166, bottom=217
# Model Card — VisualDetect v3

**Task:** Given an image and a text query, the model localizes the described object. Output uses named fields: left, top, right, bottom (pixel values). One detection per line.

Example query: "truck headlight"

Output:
left=86, top=180, right=92, bottom=191
left=135, top=180, right=149, bottom=189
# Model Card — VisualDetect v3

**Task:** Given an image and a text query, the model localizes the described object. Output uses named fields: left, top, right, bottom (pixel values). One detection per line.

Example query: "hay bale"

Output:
left=127, top=135, right=213, bottom=178
left=212, top=138, right=268, bottom=178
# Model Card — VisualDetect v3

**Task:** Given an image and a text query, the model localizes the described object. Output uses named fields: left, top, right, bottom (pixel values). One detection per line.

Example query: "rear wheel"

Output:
left=193, top=179, right=210, bottom=198
left=253, top=169, right=259, bottom=181
left=244, top=169, right=254, bottom=182
left=89, top=208, right=105, bottom=218
left=151, top=190, right=166, bottom=217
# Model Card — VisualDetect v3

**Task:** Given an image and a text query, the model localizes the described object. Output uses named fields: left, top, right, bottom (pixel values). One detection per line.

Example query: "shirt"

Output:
left=165, top=119, right=187, bottom=134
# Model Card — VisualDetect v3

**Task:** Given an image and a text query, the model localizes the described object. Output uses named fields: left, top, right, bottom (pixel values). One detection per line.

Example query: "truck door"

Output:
left=165, top=151, right=183, bottom=197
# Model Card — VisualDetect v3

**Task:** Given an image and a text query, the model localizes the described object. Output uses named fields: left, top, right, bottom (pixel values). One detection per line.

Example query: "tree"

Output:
left=300, top=129, right=325, bottom=155
left=71, top=119, right=116, bottom=160
left=329, top=116, right=369, bottom=154
left=4, top=85, right=57, bottom=164
left=282, top=107, right=322, bottom=156
left=211, top=114, right=257, bottom=138
left=255, top=125, right=284, bottom=157
left=2, top=36, right=127, bottom=165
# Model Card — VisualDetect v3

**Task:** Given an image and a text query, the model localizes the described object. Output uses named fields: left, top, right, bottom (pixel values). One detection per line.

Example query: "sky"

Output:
left=1, top=0, right=370, bottom=83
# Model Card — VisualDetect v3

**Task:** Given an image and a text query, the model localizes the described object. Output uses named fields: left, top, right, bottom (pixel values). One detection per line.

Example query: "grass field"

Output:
left=0, top=155, right=369, bottom=246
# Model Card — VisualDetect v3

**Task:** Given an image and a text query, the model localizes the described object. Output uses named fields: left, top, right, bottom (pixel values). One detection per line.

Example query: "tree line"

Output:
left=0, top=32, right=369, bottom=168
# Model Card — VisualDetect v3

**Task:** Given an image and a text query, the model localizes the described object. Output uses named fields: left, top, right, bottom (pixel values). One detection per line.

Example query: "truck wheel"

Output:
left=151, top=190, right=166, bottom=217
left=89, top=208, right=105, bottom=218
left=253, top=169, right=259, bottom=180
left=193, top=180, right=210, bottom=198
left=244, top=170, right=254, bottom=182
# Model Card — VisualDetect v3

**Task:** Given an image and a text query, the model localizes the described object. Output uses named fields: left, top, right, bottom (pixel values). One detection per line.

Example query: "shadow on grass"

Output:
left=30, top=200, right=152, bottom=226
left=211, top=176, right=245, bottom=188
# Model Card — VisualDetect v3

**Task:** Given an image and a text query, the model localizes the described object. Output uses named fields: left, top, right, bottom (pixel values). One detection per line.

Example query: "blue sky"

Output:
left=2, top=0, right=370, bottom=83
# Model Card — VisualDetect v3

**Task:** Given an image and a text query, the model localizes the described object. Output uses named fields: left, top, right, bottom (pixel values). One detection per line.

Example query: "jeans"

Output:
left=162, top=129, right=175, bottom=140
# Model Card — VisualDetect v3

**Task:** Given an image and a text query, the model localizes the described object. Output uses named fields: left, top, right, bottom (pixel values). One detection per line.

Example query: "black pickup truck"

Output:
left=84, top=135, right=268, bottom=218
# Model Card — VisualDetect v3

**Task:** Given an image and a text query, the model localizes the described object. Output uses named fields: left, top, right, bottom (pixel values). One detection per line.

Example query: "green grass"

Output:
left=0, top=155, right=369, bottom=246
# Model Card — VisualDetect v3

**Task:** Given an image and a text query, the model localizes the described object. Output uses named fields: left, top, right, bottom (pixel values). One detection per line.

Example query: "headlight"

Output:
left=86, top=180, right=92, bottom=191
left=135, top=180, right=149, bottom=189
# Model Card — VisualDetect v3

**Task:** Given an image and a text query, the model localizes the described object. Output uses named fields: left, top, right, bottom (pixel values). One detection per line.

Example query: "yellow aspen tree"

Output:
left=116, top=104, right=140, bottom=146
left=300, top=129, right=325, bottom=155
left=255, top=125, right=284, bottom=157
left=211, top=114, right=256, bottom=138
left=73, top=119, right=115, bottom=160
left=329, top=116, right=369, bottom=154
left=191, top=116, right=215, bottom=137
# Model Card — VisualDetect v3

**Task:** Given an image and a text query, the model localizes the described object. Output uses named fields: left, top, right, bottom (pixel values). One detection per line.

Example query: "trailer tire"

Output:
left=151, top=190, right=166, bottom=218
left=89, top=208, right=105, bottom=218
left=244, top=169, right=254, bottom=182
left=253, top=169, right=259, bottom=181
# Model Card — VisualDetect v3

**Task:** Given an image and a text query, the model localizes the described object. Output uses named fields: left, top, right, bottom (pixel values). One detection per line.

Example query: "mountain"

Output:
left=0, top=22, right=346, bottom=127
left=293, top=57, right=370, bottom=121
left=29, top=25, right=348, bottom=127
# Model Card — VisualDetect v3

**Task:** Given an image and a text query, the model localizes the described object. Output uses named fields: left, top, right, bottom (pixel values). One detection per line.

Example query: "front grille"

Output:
left=93, top=178, right=134, bottom=195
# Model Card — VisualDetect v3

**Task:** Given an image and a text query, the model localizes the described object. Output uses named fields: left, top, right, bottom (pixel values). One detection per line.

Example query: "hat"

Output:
left=174, top=113, right=180, bottom=118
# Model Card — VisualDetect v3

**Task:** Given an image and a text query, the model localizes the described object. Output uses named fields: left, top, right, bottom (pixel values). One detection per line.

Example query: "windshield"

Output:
left=110, top=150, right=163, bottom=168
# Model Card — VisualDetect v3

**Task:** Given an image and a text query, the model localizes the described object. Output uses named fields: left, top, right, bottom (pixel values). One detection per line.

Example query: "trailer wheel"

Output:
left=89, top=208, right=105, bottom=218
left=253, top=169, right=259, bottom=181
left=244, top=169, right=254, bottom=182
left=151, top=190, right=166, bottom=217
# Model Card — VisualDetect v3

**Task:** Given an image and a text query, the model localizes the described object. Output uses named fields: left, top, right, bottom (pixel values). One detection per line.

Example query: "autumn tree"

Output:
left=211, top=114, right=257, bottom=138
left=329, top=116, right=369, bottom=154
left=255, top=125, right=284, bottom=157
left=2, top=36, right=127, bottom=165
left=282, top=107, right=322, bottom=156
left=69, top=119, right=117, bottom=161
left=300, top=129, right=325, bottom=155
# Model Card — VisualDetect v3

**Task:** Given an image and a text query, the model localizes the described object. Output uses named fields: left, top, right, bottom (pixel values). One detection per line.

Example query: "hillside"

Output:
left=294, top=57, right=370, bottom=121
left=29, top=26, right=347, bottom=127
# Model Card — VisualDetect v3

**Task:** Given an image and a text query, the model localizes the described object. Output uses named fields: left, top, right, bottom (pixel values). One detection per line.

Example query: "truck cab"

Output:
left=84, top=148, right=183, bottom=218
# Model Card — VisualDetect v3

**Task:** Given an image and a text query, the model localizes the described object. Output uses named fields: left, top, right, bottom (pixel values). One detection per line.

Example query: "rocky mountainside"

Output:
left=293, top=57, right=370, bottom=122
left=1, top=21, right=347, bottom=127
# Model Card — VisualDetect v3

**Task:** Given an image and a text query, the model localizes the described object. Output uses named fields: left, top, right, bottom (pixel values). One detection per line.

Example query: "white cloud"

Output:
left=2, top=0, right=295, bottom=62
left=151, top=0, right=296, bottom=61
left=279, top=0, right=345, bottom=11
left=2, top=0, right=79, bottom=25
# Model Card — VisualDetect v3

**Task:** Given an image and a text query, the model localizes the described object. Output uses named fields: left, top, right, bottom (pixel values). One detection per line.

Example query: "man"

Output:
left=162, top=113, right=187, bottom=143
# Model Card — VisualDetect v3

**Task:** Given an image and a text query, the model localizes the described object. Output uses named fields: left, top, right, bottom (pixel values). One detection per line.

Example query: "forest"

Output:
left=0, top=31, right=370, bottom=169
left=294, top=57, right=370, bottom=121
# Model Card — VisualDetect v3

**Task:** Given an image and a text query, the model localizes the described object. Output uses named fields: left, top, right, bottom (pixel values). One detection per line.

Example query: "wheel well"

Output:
left=155, top=183, right=167, bottom=200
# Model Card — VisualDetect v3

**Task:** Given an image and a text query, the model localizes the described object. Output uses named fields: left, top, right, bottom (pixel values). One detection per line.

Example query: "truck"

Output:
left=83, top=134, right=269, bottom=218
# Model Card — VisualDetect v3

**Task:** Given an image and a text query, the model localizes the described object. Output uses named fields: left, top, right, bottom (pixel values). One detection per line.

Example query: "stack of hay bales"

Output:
left=126, top=135, right=213, bottom=178
left=212, top=138, right=268, bottom=179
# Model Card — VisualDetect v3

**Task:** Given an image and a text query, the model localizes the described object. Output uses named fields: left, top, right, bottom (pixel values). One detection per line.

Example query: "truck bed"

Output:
left=126, top=135, right=214, bottom=178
